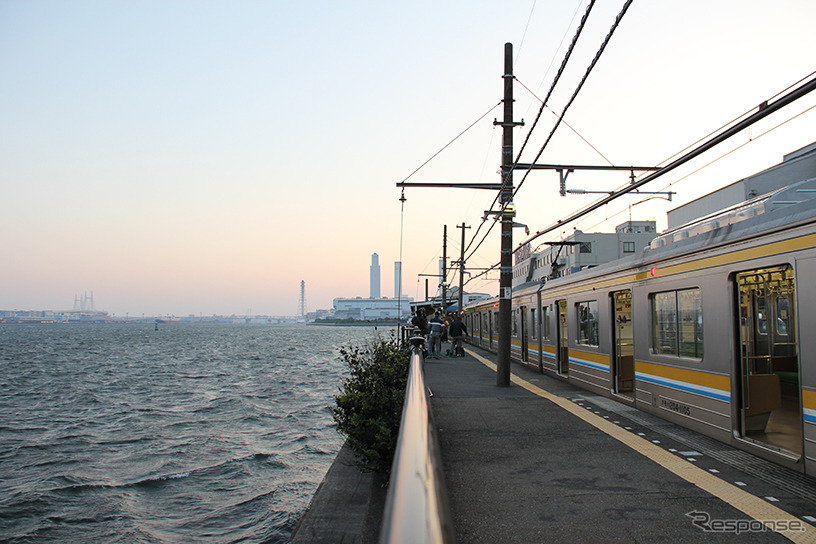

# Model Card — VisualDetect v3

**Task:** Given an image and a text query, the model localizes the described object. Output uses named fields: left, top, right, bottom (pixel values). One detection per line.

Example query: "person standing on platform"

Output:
left=428, top=312, right=446, bottom=359
left=411, top=309, right=428, bottom=336
left=448, top=314, right=467, bottom=356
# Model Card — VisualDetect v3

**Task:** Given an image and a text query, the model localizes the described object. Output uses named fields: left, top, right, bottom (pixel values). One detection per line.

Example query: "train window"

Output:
left=756, top=288, right=768, bottom=335
left=512, top=310, right=518, bottom=337
left=651, top=288, right=703, bottom=358
left=777, top=295, right=790, bottom=336
left=576, top=300, right=599, bottom=346
left=530, top=308, right=537, bottom=339
left=653, top=292, right=677, bottom=355
left=542, top=306, right=550, bottom=340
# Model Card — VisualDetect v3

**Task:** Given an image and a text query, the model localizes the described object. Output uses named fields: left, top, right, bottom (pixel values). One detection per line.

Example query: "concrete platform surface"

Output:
left=426, top=346, right=816, bottom=543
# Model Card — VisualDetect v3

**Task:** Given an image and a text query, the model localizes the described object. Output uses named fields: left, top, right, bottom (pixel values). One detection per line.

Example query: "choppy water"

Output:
left=0, top=323, right=391, bottom=543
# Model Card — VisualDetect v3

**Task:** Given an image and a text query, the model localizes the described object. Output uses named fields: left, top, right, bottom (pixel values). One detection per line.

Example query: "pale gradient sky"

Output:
left=2, top=1, right=815, bottom=316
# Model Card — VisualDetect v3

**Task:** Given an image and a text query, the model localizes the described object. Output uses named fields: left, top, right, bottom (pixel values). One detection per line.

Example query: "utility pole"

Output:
left=494, top=42, right=523, bottom=387
left=441, top=225, right=447, bottom=314
left=394, top=43, right=522, bottom=386
left=456, top=222, right=470, bottom=314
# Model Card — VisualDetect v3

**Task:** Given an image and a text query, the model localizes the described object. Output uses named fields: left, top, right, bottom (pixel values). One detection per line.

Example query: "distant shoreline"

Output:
left=310, top=321, right=401, bottom=327
left=0, top=319, right=404, bottom=327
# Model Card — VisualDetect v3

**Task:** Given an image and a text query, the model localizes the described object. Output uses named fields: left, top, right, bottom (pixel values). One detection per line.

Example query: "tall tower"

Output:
left=370, top=253, right=381, bottom=298
left=297, top=280, right=306, bottom=317
left=394, top=261, right=402, bottom=298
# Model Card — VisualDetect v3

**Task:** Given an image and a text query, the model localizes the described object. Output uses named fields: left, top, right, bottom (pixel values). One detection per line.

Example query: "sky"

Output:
left=2, top=0, right=815, bottom=317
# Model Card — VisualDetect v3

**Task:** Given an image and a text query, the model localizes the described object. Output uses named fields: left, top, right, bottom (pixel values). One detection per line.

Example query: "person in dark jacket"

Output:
left=411, top=309, right=428, bottom=335
left=448, top=315, right=467, bottom=356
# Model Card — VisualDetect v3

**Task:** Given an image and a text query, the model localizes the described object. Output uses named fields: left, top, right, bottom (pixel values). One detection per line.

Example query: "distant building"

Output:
left=370, top=253, right=381, bottom=298
left=305, top=309, right=332, bottom=321
left=333, top=296, right=414, bottom=320
left=513, top=220, right=658, bottom=288
left=409, top=288, right=491, bottom=316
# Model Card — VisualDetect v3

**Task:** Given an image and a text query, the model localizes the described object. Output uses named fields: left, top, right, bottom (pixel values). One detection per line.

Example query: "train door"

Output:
left=492, top=311, right=498, bottom=350
left=478, top=313, right=483, bottom=346
left=735, top=266, right=801, bottom=455
left=531, top=305, right=541, bottom=371
left=556, top=299, right=569, bottom=374
left=487, top=311, right=492, bottom=349
left=611, top=290, right=635, bottom=398
left=520, top=306, right=528, bottom=362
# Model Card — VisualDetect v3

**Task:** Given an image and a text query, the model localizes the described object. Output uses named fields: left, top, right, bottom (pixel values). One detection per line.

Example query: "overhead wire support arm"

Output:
left=512, top=163, right=663, bottom=197
left=396, top=182, right=504, bottom=190
left=513, top=163, right=658, bottom=171
left=566, top=188, right=676, bottom=200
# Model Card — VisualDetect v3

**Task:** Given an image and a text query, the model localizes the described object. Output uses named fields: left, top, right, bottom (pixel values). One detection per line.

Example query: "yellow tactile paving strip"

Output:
left=466, top=348, right=816, bottom=543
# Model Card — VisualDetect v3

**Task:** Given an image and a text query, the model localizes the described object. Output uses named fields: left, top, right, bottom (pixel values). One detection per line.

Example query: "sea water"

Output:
left=0, top=323, right=391, bottom=543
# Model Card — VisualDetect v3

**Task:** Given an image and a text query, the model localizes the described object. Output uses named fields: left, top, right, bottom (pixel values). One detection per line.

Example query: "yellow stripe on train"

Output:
left=636, top=361, right=731, bottom=402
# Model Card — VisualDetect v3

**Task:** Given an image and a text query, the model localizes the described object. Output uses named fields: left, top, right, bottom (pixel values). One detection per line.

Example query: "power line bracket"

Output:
left=558, top=168, right=574, bottom=197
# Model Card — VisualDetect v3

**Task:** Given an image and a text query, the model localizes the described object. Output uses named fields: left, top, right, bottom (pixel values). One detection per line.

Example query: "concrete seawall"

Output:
left=289, top=442, right=386, bottom=543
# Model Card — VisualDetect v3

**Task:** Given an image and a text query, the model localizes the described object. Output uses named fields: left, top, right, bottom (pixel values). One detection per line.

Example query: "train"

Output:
left=463, top=177, right=816, bottom=475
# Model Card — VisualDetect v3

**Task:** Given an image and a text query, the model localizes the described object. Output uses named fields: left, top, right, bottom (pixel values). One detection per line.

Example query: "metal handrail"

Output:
left=379, top=335, right=455, bottom=544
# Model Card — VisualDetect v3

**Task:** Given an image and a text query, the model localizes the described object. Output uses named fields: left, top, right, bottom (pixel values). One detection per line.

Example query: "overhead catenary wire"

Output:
left=514, top=0, right=538, bottom=67
left=512, top=0, right=634, bottom=200
left=609, top=69, right=816, bottom=221
left=459, top=0, right=604, bottom=266
left=414, top=11, right=815, bottom=297
left=410, top=0, right=633, bottom=292
left=514, top=0, right=597, bottom=165
left=529, top=0, right=589, bottom=102
left=633, top=99, right=816, bottom=211
left=461, top=0, right=597, bottom=257
left=516, top=72, right=816, bottom=251
left=398, top=102, right=500, bottom=293
left=646, top=69, right=816, bottom=173
left=399, top=102, right=501, bottom=184
left=463, top=72, right=816, bottom=283
left=515, top=77, right=614, bottom=166
left=534, top=97, right=816, bottom=252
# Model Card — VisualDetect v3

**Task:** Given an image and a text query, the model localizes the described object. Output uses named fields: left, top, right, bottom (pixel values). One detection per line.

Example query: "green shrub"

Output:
left=333, top=334, right=410, bottom=474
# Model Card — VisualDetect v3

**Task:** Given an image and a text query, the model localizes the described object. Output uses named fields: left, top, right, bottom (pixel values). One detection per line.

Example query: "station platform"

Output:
left=426, top=345, right=816, bottom=543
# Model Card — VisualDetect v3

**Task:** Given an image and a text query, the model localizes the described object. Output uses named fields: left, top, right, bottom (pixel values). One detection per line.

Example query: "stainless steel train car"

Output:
left=463, top=179, right=816, bottom=474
